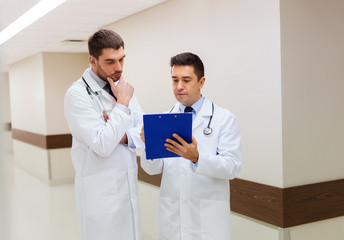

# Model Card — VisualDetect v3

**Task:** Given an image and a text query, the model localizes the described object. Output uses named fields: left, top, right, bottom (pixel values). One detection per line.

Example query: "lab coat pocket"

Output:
left=197, top=138, right=218, bottom=155
left=83, top=170, right=118, bottom=216
left=200, top=199, right=230, bottom=240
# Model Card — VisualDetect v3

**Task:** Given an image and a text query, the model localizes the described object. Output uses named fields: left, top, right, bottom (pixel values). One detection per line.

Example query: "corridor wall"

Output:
left=105, top=0, right=344, bottom=239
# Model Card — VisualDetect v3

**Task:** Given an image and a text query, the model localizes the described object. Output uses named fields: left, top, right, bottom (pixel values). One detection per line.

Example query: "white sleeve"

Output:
left=125, top=95, right=145, bottom=150
left=195, top=112, right=242, bottom=180
left=140, top=150, right=164, bottom=175
left=64, top=86, right=131, bottom=157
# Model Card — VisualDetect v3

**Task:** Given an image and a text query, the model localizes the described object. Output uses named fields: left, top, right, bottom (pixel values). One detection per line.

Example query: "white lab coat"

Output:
left=64, top=69, right=144, bottom=240
left=141, top=97, right=241, bottom=240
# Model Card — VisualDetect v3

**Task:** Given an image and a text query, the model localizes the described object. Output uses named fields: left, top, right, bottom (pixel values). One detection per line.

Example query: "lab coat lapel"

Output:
left=170, top=102, right=182, bottom=113
left=192, top=97, right=212, bottom=131
left=82, top=70, right=114, bottom=102
left=82, top=70, right=102, bottom=93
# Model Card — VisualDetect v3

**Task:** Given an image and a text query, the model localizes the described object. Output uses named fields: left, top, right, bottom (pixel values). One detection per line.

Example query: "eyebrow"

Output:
left=172, top=76, right=192, bottom=79
left=104, top=54, right=126, bottom=62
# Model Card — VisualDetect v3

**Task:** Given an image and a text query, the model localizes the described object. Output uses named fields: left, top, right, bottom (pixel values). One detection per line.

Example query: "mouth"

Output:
left=111, top=72, right=122, bottom=81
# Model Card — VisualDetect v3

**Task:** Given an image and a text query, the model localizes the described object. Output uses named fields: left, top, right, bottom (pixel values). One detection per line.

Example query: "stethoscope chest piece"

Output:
left=203, top=127, right=213, bottom=135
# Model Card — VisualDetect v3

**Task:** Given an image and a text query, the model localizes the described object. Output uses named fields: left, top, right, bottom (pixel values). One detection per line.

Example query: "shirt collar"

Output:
left=179, top=96, right=205, bottom=115
left=88, top=68, right=107, bottom=88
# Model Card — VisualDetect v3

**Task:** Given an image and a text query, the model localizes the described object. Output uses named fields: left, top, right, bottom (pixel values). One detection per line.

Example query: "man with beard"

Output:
left=64, top=29, right=144, bottom=240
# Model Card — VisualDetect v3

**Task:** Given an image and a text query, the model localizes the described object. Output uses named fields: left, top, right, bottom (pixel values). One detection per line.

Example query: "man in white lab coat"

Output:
left=140, top=52, right=242, bottom=240
left=64, top=29, right=144, bottom=240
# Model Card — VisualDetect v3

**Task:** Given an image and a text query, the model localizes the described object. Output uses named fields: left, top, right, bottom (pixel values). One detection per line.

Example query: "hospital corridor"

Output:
left=1, top=0, right=344, bottom=240
left=1, top=152, right=81, bottom=240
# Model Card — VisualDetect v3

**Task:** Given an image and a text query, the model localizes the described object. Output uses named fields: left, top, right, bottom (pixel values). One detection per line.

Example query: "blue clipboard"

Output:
left=143, top=113, right=192, bottom=159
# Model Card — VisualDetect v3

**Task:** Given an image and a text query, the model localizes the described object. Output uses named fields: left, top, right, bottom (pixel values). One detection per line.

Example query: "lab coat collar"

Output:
left=172, top=97, right=213, bottom=130
left=193, top=97, right=212, bottom=130
left=82, top=69, right=102, bottom=93
left=82, top=69, right=114, bottom=102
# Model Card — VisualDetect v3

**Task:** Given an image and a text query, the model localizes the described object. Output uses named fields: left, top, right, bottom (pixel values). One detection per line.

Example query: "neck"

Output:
left=185, top=96, right=201, bottom=107
left=90, top=67, right=107, bottom=82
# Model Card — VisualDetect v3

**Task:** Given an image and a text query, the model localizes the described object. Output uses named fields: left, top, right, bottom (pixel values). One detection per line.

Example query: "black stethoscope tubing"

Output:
left=169, top=102, right=214, bottom=135
left=82, top=77, right=98, bottom=96
left=84, top=75, right=214, bottom=134
left=203, top=103, right=214, bottom=135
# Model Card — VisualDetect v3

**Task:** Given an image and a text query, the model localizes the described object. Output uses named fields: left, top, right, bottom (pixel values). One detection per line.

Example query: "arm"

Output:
left=165, top=111, right=241, bottom=180
left=139, top=126, right=163, bottom=175
left=125, top=95, right=145, bottom=150
left=64, top=86, right=132, bottom=157
left=195, top=114, right=241, bottom=180
left=140, top=151, right=164, bottom=175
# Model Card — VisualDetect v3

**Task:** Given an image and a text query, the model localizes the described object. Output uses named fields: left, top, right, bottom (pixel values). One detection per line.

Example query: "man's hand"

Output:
left=107, top=76, right=133, bottom=107
left=165, top=134, right=199, bottom=163
left=140, top=126, right=145, bottom=143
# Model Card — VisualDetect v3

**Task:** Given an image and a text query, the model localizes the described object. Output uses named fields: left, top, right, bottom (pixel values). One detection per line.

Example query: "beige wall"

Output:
left=8, top=52, right=89, bottom=184
left=0, top=72, right=12, bottom=152
left=138, top=182, right=160, bottom=240
left=9, top=54, right=46, bottom=134
left=281, top=0, right=344, bottom=187
left=0, top=75, right=8, bottom=240
left=109, top=0, right=284, bottom=188
left=42, top=53, right=89, bottom=134
left=290, top=216, right=344, bottom=240
left=106, top=0, right=344, bottom=239
left=280, top=1, right=344, bottom=238
left=9, top=53, right=89, bottom=135
left=1, top=72, right=11, bottom=123
left=107, top=0, right=284, bottom=239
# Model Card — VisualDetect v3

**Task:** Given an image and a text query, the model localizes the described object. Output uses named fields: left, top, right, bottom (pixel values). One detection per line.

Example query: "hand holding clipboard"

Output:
left=142, top=113, right=192, bottom=159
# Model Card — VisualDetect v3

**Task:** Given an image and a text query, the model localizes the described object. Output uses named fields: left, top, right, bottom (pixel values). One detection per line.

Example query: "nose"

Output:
left=177, top=80, right=184, bottom=90
left=114, top=61, right=122, bottom=71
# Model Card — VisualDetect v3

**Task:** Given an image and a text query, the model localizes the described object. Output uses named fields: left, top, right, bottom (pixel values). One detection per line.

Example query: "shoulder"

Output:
left=208, top=100, right=237, bottom=124
left=65, top=79, right=85, bottom=97
left=214, top=103, right=234, bottom=116
left=64, top=79, right=90, bottom=107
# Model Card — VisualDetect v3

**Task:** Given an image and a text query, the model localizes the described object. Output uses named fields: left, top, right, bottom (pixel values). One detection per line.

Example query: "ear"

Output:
left=89, top=56, right=96, bottom=66
left=199, top=77, right=205, bottom=89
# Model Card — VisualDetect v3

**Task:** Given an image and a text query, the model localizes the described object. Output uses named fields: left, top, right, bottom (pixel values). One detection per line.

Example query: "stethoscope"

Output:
left=82, top=76, right=110, bottom=122
left=82, top=77, right=97, bottom=97
left=169, top=102, right=214, bottom=135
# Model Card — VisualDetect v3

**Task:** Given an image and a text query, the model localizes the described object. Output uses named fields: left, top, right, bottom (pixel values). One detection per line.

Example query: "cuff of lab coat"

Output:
left=190, top=159, right=199, bottom=172
left=116, top=103, right=131, bottom=115
left=126, top=132, right=134, bottom=148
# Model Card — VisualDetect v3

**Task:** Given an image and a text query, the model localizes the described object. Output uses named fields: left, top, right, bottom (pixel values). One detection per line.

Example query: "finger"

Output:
left=113, top=76, right=123, bottom=86
left=172, top=133, right=187, bottom=145
left=118, top=75, right=125, bottom=82
left=165, top=143, right=178, bottom=154
left=165, top=138, right=181, bottom=148
left=107, top=77, right=115, bottom=88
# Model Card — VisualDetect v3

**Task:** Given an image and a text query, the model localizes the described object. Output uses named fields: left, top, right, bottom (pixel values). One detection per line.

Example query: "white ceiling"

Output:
left=0, top=0, right=168, bottom=72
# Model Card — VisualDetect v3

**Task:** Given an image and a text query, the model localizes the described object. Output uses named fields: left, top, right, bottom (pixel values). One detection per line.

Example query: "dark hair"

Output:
left=170, top=52, right=204, bottom=80
left=88, top=29, right=124, bottom=59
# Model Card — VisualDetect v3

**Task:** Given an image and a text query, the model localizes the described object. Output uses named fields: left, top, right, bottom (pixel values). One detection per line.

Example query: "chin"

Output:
left=175, top=95, right=184, bottom=102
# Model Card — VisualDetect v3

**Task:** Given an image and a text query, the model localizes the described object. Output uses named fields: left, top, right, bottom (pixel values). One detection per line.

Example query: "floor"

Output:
left=0, top=153, right=81, bottom=240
